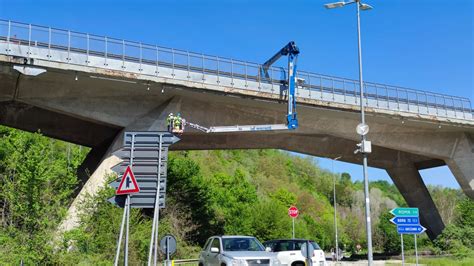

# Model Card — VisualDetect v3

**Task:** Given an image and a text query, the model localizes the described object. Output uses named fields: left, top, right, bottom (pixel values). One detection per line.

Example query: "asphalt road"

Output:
left=326, top=260, right=420, bottom=265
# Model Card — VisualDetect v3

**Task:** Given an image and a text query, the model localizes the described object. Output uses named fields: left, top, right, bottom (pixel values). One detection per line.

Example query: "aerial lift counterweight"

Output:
left=169, top=41, right=300, bottom=134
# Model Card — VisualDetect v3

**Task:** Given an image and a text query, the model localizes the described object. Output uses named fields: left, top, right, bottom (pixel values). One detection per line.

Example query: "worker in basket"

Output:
left=167, top=112, right=185, bottom=134
left=174, top=113, right=183, bottom=133
left=166, top=113, right=174, bottom=132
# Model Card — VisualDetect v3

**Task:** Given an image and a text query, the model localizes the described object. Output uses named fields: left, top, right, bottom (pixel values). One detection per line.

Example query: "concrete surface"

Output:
left=326, top=261, right=422, bottom=265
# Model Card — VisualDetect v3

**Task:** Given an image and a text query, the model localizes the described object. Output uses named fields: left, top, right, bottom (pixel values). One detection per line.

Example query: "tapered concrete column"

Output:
left=58, top=96, right=183, bottom=235
left=57, top=137, right=122, bottom=234
left=386, top=164, right=445, bottom=240
left=446, top=133, right=474, bottom=199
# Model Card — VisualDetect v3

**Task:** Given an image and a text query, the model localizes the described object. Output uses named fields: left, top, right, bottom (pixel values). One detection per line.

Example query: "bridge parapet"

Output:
left=1, top=19, right=472, bottom=122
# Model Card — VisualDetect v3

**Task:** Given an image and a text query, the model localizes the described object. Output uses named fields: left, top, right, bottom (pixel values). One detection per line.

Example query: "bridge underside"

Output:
left=1, top=59, right=473, bottom=240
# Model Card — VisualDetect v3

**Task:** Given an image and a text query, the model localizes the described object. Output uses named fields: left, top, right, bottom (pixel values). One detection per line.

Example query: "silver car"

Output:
left=199, top=236, right=279, bottom=266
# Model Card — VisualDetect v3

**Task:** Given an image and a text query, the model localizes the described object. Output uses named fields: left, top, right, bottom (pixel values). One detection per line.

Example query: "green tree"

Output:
left=167, top=154, right=219, bottom=244
left=252, top=200, right=292, bottom=241
left=334, top=172, right=354, bottom=207
left=434, top=198, right=474, bottom=257
left=376, top=212, right=401, bottom=254
left=269, top=188, right=296, bottom=207
left=0, top=127, right=87, bottom=264
left=207, top=170, right=258, bottom=235
left=455, top=198, right=474, bottom=228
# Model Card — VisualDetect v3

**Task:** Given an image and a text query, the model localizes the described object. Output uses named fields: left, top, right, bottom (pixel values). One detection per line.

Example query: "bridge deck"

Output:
left=1, top=19, right=472, bottom=122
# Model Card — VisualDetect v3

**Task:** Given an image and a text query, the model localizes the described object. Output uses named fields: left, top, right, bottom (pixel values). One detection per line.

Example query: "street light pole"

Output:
left=332, top=156, right=342, bottom=262
left=324, top=1, right=374, bottom=265
left=355, top=2, right=374, bottom=264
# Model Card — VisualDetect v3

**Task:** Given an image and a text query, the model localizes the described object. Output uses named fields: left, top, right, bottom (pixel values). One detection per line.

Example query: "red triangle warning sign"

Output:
left=116, top=166, right=140, bottom=195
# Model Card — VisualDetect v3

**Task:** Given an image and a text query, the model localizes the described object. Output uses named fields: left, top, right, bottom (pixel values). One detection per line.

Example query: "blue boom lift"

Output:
left=261, top=41, right=300, bottom=130
left=170, top=41, right=300, bottom=133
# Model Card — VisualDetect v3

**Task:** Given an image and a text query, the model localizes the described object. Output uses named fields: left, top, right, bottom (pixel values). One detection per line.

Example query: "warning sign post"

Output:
left=111, top=132, right=180, bottom=266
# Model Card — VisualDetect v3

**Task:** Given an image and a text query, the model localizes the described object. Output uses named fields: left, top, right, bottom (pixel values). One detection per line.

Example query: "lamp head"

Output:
left=324, top=1, right=346, bottom=9
left=360, top=3, right=373, bottom=10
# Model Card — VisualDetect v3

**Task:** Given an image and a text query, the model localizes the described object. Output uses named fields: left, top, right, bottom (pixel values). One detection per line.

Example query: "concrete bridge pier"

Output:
left=58, top=97, right=183, bottom=235
left=445, top=133, right=474, bottom=199
left=386, top=163, right=445, bottom=239
left=57, top=139, right=121, bottom=234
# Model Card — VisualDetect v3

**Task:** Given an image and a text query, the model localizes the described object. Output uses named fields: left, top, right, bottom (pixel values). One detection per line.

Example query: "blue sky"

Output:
left=1, top=0, right=472, bottom=188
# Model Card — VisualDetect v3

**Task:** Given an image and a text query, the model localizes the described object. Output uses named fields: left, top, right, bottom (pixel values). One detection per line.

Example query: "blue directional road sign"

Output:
left=390, top=207, right=419, bottom=217
left=397, top=225, right=426, bottom=234
left=390, top=207, right=425, bottom=235
left=390, top=216, right=419, bottom=226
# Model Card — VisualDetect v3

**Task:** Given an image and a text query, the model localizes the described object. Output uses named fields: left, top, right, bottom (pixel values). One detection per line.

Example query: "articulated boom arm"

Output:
left=260, top=41, right=300, bottom=79
left=183, top=121, right=289, bottom=133
left=260, top=41, right=300, bottom=130
left=169, top=42, right=300, bottom=134
left=286, top=45, right=299, bottom=130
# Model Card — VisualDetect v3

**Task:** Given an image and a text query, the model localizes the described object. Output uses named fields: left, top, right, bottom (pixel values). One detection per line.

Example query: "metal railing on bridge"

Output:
left=0, top=19, right=472, bottom=121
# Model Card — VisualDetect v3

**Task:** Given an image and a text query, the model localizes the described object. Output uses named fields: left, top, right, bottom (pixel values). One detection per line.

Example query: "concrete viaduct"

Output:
left=0, top=20, right=473, bottom=240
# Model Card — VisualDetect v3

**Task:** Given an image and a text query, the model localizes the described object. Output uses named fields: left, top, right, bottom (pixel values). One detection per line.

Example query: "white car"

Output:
left=263, top=239, right=327, bottom=266
left=199, top=235, right=279, bottom=266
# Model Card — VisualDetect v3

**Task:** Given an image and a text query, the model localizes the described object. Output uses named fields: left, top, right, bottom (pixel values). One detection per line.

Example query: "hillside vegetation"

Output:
left=0, top=126, right=472, bottom=264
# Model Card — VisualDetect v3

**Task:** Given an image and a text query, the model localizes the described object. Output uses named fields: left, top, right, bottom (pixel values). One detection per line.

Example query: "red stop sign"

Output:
left=288, top=206, right=299, bottom=218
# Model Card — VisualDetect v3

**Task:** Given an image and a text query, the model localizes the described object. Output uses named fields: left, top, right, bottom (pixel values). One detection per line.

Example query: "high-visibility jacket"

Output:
left=174, top=116, right=182, bottom=127
left=167, top=115, right=173, bottom=126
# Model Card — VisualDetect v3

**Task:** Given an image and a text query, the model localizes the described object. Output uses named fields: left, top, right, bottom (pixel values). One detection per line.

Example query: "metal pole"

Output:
left=28, top=24, right=31, bottom=59
left=148, top=215, right=156, bottom=266
left=166, top=236, right=170, bottom=266
left=292, top=218, right=295, bottom=239
left=122, top=40, right=125, bottom=69
left=154, top=215, right=159, bottom=266
left=67, top=30, right=70, bottom=60
left=6, top=21, right=11, bottom=55
left=125, top=134, right=136, bottom=266
left=86, top=33, right=90, bottom=64
left=139, top=43, right=143, bottom=71
left=154, top=136, right=163, bottom=266
left=356, top=1, right=373, bottom=264
left=48, top=27, right=51, bottom=59
left=332, top=157, right=341, bottom=262
left=114, top=200, right=128, bottom=266
left=334, top=169, right=338, bottom=262
left=401, top=234, right=404, bottom=266
left=148, top=207, right=156, bottom=264
left=171, top=48, right=175, bottom=76
left=125, top=195, right=130, bottom=266
left=7, top=20, right=11, bottom=42
left=148, top=134, right=163, bottom=266
left=105, top=36, right=108, bottom=66
left=415, top=234, right=418, bottom=266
